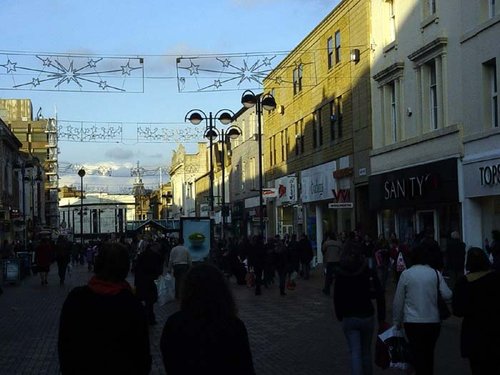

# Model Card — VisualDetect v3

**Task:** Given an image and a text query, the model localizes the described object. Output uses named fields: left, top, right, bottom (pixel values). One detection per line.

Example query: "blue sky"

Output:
left=0, top=0, right=338, bottom=192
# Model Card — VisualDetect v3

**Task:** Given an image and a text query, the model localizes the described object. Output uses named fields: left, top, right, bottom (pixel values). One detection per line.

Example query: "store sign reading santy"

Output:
left=384, top=174, right=431, bottom=200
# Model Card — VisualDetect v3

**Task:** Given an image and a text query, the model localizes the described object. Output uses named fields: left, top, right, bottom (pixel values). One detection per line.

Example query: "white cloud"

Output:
left=105, top=147, right=135, bottom=160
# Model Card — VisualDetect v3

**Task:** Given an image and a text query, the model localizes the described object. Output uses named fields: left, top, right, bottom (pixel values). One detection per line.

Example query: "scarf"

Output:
left=88, top=276, right=131, bottom=296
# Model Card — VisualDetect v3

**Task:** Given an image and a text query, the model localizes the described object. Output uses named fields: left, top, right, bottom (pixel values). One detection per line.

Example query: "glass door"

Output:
left=416, top=210, right=439, bottom=241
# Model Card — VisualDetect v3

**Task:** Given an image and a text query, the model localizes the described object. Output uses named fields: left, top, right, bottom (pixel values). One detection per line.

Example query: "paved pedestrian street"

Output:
left=1, top=264, right=469, bottom=375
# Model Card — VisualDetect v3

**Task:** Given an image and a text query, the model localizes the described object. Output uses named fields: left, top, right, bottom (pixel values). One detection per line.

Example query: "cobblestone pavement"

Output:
left=1, top=263, right=470, bottom=375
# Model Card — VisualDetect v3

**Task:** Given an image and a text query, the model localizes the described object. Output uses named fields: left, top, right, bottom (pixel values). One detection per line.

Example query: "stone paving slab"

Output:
left=0, top=263, right=469, bottom=375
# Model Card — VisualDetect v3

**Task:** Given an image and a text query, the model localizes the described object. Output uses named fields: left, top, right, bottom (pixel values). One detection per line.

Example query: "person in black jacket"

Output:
left=273, top=235, right=289, bottom=296
left=248, top=235, right=266, bottom=296
left=134, top=241, right=163, bottom=325
left=452, top=247, right=500, bottom=375
left=58, top=242, right=151, bottom=375
left=160, top=263, right=255, bottom=375
left=298, top=233, right=314, bottom=280
left=334, top=241, right=386, bottom=375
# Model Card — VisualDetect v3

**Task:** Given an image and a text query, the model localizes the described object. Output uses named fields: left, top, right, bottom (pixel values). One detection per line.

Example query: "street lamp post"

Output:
left=185, top=109, right=234, bottom=238
left=206, top=126, right=241, bottom=241
left=241, top=90, right=277, bottom=237
left=77, top=168, right=86, bottom=246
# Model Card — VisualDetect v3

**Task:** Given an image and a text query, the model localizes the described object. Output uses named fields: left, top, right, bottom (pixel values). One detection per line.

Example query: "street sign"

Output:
left=262, top=188, right=278, bottom=198
left=328, top=202, right=354, bottom=209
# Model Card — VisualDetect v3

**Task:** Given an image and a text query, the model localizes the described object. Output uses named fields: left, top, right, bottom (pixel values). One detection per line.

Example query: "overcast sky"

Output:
left=0, top=0, right=338, bottom=192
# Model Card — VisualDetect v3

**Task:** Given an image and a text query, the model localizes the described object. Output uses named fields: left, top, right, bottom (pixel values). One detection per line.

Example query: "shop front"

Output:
left=463, top=154, right=500, bottom=248
left=273, top=174, right=298, bottom=237
left=301, top=157, right=354, bottom=264
left=369, top=158, right=460, bottom=248
left=244, top=196, right=268, bottom=238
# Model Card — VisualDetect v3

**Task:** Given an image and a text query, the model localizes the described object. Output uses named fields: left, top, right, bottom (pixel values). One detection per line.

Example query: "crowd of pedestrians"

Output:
left=2, top=226, right=500, bottom=374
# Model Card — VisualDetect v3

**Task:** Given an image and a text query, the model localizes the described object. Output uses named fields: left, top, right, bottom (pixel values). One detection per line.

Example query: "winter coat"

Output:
left=134, top=248, right=162, bottom=303
left=334, top=261, right=385, bottom=322
left=298, top=238, right=314, bottom=263
left=452, top=270, right=500, bottom=358
left=58, top=281, right=151, bottom=374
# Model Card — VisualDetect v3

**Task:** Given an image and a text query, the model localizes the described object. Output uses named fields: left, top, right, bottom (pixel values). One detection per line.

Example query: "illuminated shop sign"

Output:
left=369, top=159, right=458, bottom=210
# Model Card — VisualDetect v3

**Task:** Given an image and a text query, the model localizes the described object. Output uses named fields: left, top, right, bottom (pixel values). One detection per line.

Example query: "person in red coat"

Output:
left=35, top=237, right=54, bottom=285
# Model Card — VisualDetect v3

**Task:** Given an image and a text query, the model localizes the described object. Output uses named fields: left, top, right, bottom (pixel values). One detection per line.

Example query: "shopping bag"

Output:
left=378, top=325, right=412, bottom=370
left=375, top=322, right=391, bottom=369
left=396, top=252, right=407, bottom=272
left=155, top=273, right=175, bottom=306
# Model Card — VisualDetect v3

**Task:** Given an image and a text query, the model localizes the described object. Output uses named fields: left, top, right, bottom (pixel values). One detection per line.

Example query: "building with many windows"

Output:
left=0, top=99, right=59, bottom=235
left=369, top=0, right=464, bottom=248
left=264, top=0, right=373, bottom=259
left=170, top=143, right=208, bottom=218
left=229, top=105, right=262, bottom=237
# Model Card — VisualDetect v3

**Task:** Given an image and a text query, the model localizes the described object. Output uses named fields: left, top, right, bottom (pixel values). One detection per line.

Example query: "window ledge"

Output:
left=383, top=41, right=397, bottom=54
left=420, top=14, right=439, bottom=31
left=371, top=124, right=461, bottom=157
left=460, top=14, right=500, bottom=44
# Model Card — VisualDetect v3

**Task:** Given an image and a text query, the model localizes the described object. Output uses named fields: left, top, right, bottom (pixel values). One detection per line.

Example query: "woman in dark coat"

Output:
left=35, top=237, right=54, bottom=285
left=298, top=233, right=314, bottom=279
left=134, top=242, right=163, bottom=325
left=58, top=242, right=151, bottom=375
left=452, top=247, right=500, bottom=374
left=334, top=242, right=385, bottom=375
left=160, top=264, right=255, bottom=375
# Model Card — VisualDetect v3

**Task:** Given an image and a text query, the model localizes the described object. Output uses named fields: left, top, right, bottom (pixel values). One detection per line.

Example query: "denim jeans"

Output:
left=342, top=316, right=374, bottom=375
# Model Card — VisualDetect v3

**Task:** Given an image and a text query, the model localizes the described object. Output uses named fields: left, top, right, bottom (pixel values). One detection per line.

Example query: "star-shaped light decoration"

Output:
left=188, top=61, right=199, bottom=76
left=54, top=61, right=81, bottom=87
left=99, top=80, right=108, bottom=89
left=263, top=57, right=272, bottom=66
left=2, top=59, right=17, bottom=73
left=214, top=79, right=222, bottom=88
left=221, top=58, right=231, bottom=68
left=41, top=57, right=52, bottom=67
left=237, top=58, right=261, bottom=85
left=88, top=58, right=98, bottom=68
left=31, top=78, right=40, bottom=87
left=275, top=76, right=284, bottom=85
left=121, top=62, right=132, bottom=75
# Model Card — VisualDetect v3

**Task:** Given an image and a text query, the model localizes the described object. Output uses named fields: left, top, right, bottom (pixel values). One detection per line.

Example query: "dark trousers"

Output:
left=173, top=264, right=189, bottom=299
left=277, top=269, right=287, bottom=294
left=404, top=323, right=441, bottom=375
left=57, top=261, right=68, bottom=283
left=301, top=261, right=311, bottom=279
left=323, top=262, right=338, bottom=294
left=254, top=266, right=263, bottom=295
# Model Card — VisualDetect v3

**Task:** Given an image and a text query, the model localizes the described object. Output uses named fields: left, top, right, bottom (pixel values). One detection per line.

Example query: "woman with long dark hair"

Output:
left=160, top=263, right=255, bottom=375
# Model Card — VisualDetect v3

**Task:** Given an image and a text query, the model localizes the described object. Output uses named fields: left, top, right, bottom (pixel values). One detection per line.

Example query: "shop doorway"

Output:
left=416, top=210, right=439, bottom=240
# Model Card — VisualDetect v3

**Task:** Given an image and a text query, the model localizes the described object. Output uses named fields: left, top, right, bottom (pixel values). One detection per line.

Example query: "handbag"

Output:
left=375, top=322, right=391, bottom=369
left=435, top=270, right=451, bottom=320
